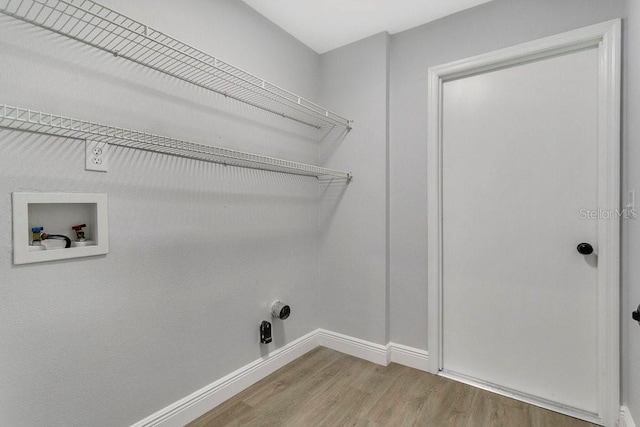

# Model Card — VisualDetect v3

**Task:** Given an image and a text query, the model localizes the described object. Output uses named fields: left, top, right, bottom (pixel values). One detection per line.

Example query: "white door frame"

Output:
left=426, top=20, right=621, bottom=426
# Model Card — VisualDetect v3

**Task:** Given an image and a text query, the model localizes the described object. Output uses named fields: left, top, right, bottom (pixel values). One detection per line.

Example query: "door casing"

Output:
left=426, top=20, right=621, bottom=426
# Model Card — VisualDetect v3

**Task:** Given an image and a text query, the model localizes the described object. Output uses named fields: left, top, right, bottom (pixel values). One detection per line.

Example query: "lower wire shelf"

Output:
left=0, top=104, right=353, bottom=181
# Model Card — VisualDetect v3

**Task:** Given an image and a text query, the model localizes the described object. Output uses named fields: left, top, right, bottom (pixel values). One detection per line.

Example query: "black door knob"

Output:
left=577, top=243, right=594, bottom=255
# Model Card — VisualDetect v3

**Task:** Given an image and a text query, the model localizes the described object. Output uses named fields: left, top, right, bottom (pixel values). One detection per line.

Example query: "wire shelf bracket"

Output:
left=0, top=104, right=353, bottom=181
left=0, top=0, right=353, bottom=132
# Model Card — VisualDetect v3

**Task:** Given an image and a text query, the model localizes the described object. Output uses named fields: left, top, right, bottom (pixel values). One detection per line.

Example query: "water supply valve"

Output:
left=72, top=224, right=87, bottom=242
left=31, top=226, right=43, bottom=246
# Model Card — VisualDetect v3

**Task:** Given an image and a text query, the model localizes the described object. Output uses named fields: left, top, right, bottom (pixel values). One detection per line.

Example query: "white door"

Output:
left=428, top=21, right=621, bottom=426
left=442, top=47, right=598, bottom=411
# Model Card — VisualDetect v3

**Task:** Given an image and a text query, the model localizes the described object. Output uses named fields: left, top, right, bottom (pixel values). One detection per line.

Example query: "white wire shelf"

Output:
left=0, top=0, right=353, bottom=132
left=0, top=104, right=353, bottom=180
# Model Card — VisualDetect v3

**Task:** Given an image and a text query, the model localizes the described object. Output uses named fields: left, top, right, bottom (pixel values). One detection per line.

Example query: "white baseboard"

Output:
left=316, top=329, right=389, bottom=366
left=620, top=406, right=637, bottom=427
left=130, top=329, right=430, bottom=427
left=387, top=342, right=430, bottom=372
left=130, top=329, right=319, bottom=427
left=316, top=330, right=430, bottom=371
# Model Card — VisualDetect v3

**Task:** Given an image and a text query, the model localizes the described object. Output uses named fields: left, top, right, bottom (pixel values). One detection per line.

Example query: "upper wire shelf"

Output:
left=0, top=0, right=353, bottom=132
left=0, top=104, right=353, bottom=180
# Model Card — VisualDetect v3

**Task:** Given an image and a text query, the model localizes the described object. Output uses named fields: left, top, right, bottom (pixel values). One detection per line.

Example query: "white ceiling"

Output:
left=241, top=0, right=495, bottom=54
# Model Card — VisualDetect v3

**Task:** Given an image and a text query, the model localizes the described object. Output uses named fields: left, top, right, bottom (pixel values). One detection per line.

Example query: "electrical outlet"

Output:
left=85, top=140, right=109, bottom=172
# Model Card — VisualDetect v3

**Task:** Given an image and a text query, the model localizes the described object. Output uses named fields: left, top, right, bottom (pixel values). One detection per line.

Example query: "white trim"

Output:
left=316, top=329, right=389, bottom=366
left=596, top=19, right=622, bottom=427
left=130, top=329, right=431, bottom=427
left=427, top=19, right=621, bottom=426
left=620, top=406, right=637, bottom=427
left=131, top=330, right=319, bottom=427
left=440, top=370, right=601, bottom=425
left=316, top=330, right=430, bottom=371
left=387, top=342, right=430, bottom=372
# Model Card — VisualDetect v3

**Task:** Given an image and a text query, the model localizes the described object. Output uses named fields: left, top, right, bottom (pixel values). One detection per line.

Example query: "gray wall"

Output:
left=624, top=0, right=640, bottom=419
left=0, top=0, right=324, bottom=425
left=317, top=32, right=390, bottom=344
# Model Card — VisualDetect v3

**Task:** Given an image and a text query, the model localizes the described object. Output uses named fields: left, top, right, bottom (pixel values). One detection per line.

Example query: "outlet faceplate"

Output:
left=85, top=140, right=109, bottom=172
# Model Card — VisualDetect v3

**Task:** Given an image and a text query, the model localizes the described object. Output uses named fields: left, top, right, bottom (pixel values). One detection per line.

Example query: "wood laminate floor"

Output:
left=187, top=347, right=598, bottom=427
